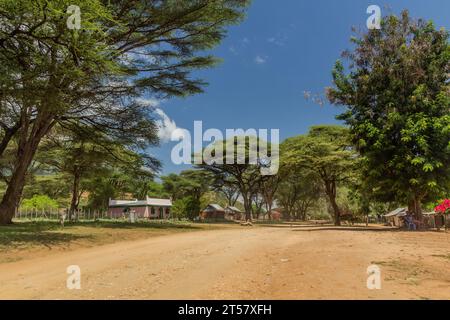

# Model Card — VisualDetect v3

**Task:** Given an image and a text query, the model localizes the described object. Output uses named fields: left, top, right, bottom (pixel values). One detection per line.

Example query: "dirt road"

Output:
left=0, top=225, right=449, bottom=299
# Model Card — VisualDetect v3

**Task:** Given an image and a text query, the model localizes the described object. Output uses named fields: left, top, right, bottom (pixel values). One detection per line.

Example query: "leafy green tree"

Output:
left=327, top=11, right=450, bottom=218
left=171, top=198, right=188, bottom=220
left=171, top=196, right=201, bottom=220
left=213, top=183, right=240, bottom=207
left=282, top=126, right=356, bottom=225
left=0, top=0, right=249, bottom=224
left=260, top=175, right=280, bottom=220
left=162, top=169, right=214, bottom=219
left=198, top=137, right=275, bottom=221
left=275, top=164, right=321, bottom=221
left=162, top=170, right=213, bottom=199
left=0, top=0, right=119, bottom=224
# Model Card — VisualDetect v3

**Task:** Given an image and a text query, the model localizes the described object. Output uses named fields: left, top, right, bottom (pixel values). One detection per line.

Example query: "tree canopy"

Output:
left=327, top=11, right=450, bottom=218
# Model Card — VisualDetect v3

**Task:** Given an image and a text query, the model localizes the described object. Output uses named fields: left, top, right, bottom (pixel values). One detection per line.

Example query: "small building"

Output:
left=270, top=208, right=283, bottom=221
left=108, top=197, right=172, bottom=219
left=224, top=206, right=243, bottom=221
left=201, top=204, right=225, bottom=220
left=383, top=207, right=407, bottom=227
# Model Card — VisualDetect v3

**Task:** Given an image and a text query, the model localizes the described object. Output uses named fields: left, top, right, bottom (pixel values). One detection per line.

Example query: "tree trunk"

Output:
left=324, top=180, right=341, bottom=226
left=0, top=117, right=54, bottom=225
left=409, top=195, right=423, bottom=221
left=266, top=202, right=272, bottom=220
left=0, top=124, right=19, bottom=157
left=0, top=140, right=39, bottom=224
left=243, top=193, right=252, bottom=221
left=69, top=171, right=81, bottom=221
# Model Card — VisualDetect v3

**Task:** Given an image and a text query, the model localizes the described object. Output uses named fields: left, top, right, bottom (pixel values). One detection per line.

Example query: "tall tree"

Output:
left=0, top=0, right=249, bottom=224
left=282, top=126, right=356, bottom=225
left=198, top=137, right=274, bottom=221
left=161, top=169, right=213, bottom=219
left=210, top=174, right=241, bottom=207
left=327, top=11, right=450, bottom=219
left=260, top=175, right=280, bottom=220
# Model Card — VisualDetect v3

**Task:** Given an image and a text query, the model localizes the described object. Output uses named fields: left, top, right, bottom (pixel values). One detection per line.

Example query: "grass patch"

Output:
left=0, top=221, right=91, bottom=249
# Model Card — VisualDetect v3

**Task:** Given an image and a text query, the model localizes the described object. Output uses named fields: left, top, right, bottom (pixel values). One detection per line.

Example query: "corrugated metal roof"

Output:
left=226, top=206, right=242, bottom=213
left=384, top=207, right=407, bottom=217
left=203, top=204, right=225, bottom=212
left=109, top=197, right=172, bottom=207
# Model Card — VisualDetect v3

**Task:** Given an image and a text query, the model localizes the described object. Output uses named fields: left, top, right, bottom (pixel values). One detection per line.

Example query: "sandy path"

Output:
left=0, top=226, right=449, bottom=300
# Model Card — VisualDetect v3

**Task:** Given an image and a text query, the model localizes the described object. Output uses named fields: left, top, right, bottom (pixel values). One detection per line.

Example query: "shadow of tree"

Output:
left=0, top=220, right=204, bottom=249
left=0, top=223, right=92, bottom=248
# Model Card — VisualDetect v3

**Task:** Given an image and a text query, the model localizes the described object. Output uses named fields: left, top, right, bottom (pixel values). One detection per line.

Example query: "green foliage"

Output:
left=21, top=195, right=58, bottom=211
left=198, top=136, right=277, bottom=219
left=0, top=0, right=250, bottom=224
left=327, top=10, right=450, bottom=212
left=281, top=125, right=357, bottom=224
left=171, top=196, right=201, bottom=220
left=171, top=198, right=188, bottom=219
left=162, top=169, right=214, bottom=201
left=200, top=191, right=229, bottom=210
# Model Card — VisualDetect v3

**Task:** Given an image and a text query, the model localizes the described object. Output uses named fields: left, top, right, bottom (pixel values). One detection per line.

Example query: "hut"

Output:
left=383, top=208, right=407, bottom=227
left=270, top=208, right=283, bottom=221
left=108, top=197, right=172, bottom=219
left=201, top=204, right=225, bottom=220
left=423, top=211, right=437, bottom=229
left=224, top=206, right=243, bottom=221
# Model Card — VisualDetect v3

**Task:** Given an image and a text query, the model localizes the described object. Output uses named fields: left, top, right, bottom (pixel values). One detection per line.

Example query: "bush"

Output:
left=172, top=196, right=201, bottom=220
left=21, top=195, right=59, bottom=211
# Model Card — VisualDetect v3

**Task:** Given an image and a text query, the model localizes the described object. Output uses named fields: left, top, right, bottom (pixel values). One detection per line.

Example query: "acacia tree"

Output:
left=212, top=177, right=240, bottom=207
left=259, top=175, right=280, bottom=220
left=276, top=149, right=321, bottom=221
left=327, top=11, right=450, bottom=219
left=282, top=126, right=356, bottom=225
left=0, top=0, right=249, bottom=224
left=161, top=169, right=214, bottom=219
left=276, top=175, right=321, bottom=221
left=198, top=137, right=274, bottom=221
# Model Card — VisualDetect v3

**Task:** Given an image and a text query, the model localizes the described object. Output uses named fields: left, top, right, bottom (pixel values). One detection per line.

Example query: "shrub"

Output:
left=21, top=195, right=59, bottom=211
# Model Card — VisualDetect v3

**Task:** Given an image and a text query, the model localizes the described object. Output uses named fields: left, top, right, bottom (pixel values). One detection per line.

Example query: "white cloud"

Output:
left=134, top=98, right=187, bottom=144
left=154, top=108, right=187, bottom=143
left=255, top=55, right=267, bottom=64
left=136, top=97, right=161, bottom=108
left=229, top=46, right=238, bottom=55
left=267, top=34, right=288, bottom=46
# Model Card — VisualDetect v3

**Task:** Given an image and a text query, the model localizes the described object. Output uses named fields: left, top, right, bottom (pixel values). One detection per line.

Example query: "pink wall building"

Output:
left=108, top=197, right=172, bottom=219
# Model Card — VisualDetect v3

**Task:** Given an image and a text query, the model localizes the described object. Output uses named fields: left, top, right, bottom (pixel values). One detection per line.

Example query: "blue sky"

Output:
left=151, top=0, right=450, bottom=175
